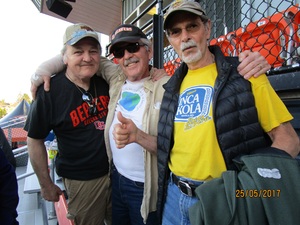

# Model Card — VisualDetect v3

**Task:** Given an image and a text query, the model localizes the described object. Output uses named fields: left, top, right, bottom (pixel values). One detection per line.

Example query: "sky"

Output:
left=0, top=0, right=108, bottom=104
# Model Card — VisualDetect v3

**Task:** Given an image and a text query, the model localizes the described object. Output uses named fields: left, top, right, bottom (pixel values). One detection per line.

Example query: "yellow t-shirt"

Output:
left=169, top=63, right=293, bottom=181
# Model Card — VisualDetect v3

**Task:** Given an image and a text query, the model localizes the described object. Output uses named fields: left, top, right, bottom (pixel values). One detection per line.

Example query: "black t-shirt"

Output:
left=25, top=71, right=110, bottom=180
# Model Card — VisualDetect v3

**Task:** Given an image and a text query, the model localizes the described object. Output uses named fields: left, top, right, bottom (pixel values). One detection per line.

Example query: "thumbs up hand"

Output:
left=113, top=112, right=138, bottom=149
left=113, top=112, right=157, bottom=154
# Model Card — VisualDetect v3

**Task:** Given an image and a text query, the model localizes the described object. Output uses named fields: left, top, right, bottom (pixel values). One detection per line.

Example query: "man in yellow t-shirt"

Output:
left=154, top=1, right=300, bottom=225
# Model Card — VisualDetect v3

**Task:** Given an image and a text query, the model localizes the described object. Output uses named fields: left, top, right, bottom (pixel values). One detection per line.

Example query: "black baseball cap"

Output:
left=110, top=24, right=147, bottom=54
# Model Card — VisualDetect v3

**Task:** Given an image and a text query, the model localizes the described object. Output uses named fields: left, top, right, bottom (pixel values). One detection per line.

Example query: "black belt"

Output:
left=171, top=173, right=203, bottom=197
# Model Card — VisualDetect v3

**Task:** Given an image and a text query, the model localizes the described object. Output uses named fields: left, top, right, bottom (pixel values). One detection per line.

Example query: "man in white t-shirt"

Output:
left=105, top=24, right=169, bottom=225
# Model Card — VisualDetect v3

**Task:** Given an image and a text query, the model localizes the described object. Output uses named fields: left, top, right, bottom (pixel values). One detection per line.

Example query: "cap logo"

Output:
left=170, top=0, right=184, bottom=9
left=80, top=25, right=94, bottom=31
left=67, top=30, right=97, bottom=45
left=71, top=30, right=91, bottom=40
left=112, top=27, right=133, bottom=40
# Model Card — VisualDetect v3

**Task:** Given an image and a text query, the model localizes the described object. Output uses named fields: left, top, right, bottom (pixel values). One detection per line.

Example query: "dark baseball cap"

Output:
left=110, top=24, right=147, bottom=53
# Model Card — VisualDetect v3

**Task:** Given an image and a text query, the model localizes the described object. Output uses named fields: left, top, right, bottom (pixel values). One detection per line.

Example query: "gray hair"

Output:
left=61, top=45, right=67, bottom=55
left=140, top=38, right=152, bottom=50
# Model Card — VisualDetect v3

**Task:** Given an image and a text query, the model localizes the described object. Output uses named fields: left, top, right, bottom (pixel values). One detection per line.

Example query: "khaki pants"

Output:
left=63, top=174, right=112, bottom=225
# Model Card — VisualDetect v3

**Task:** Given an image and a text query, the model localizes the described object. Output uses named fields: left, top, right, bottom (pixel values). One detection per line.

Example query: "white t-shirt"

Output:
left=109, top=78, right=147, bottom=182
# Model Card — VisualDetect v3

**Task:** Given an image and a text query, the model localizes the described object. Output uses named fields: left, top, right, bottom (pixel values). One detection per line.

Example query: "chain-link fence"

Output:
left=163, top=0, right=300, bottom=75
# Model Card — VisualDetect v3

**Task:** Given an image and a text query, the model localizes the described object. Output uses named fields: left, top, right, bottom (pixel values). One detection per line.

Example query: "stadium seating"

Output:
left=210, top=4, right=300, bottom=69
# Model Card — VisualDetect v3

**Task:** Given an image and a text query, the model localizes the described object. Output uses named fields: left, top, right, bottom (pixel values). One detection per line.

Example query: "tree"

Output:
left=0, top=107, right=7, bottom=119
left=0, top=100, right=8, bottom=118
left=17, top=93, right=32, bottom=104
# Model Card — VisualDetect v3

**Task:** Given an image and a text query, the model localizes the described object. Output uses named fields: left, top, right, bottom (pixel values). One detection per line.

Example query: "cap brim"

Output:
left=164, top=9, right=208, bottom=30
left=110, top=36, right=141, bottom=53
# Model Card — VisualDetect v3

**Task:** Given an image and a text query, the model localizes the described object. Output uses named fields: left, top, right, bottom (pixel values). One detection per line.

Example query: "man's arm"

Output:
left=31, top=54, right=114, bottom=99
left=27, top=137, right=63, bottom=202
left=30, top=50, right=270, bottom=99
left=31, top=54, right=65, bottom=99
left=267, top=122, right=300, bottom=158
left=113, top=112, right=157, bottom=154
left=31, top=54, right=168, bottom=99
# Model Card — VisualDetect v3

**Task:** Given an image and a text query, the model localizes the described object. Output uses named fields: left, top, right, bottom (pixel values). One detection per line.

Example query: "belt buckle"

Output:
left=178, top=180, right=193, bottom=197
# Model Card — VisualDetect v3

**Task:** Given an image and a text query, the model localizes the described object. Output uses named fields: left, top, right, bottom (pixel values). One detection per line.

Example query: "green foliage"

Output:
left=17, top=93, right=32, bottom=104
left=0, top=107, right=7, bottom=119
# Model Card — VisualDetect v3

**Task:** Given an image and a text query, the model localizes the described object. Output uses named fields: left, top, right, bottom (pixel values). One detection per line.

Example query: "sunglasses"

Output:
left=112, top=42, right=146, bottom=58
left=82, top=92, right=98, bottom=116
left=166, top=23, right=201, bottom=38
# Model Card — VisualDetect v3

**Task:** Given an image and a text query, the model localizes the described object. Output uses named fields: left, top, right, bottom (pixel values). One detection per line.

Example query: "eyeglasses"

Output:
left=166, top=23, right=201, bottom=38
left=82, top=92, right=98, bottom=116
left=112, top=42, right=146, bottom=58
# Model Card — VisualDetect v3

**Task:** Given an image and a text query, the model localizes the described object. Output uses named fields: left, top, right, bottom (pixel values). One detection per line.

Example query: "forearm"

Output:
left=268, top=122, right=300, bottom=158
left=135, top=129, right=157, bottom=154
left=32, top=54, right=65, bottom=86
left=27, top=137, right=53, bottom=188
left=99, top=56, right=120, bottom=84
left=36, top=54, right=65, bottom=76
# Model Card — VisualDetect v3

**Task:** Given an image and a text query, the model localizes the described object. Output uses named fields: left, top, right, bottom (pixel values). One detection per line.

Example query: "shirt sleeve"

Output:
left=99, top=56, right=122, bottom=85
left=249, top=74, right=293, bottom=132
left=24, top=88, right=52, bottom=139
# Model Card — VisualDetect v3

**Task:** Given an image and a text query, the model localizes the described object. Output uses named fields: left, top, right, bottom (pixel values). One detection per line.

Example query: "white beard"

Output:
left=182, top=49, right=203, bottom=64
left=180, top=40, right=203, bottom=64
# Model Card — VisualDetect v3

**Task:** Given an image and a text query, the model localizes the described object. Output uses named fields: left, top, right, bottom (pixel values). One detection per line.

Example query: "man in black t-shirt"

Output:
left=24, top=23, right=111, bottom=225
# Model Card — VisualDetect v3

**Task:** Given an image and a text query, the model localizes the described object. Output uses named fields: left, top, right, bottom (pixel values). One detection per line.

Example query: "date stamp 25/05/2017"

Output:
left=235, top=189, right=281, bottom=198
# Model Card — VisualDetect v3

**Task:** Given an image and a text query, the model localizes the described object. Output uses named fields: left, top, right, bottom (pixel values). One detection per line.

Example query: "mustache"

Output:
left=181, top=40, right=197, bottom=51
left=124, top=57, right=139, bottom=66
